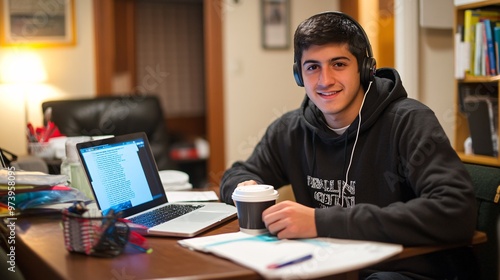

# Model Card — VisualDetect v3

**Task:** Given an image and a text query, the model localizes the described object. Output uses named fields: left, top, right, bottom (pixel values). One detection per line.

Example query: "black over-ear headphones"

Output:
left=293, top=11, right=376, bottom=89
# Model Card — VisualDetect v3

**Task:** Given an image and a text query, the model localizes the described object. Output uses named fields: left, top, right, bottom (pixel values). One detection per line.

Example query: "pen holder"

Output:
left=61, top=209, right=130, bottom=257
left=28, top=142, right=55, bottom=159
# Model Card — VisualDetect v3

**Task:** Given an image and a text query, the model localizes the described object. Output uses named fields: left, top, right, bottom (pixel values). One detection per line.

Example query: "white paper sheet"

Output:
left=165, top=191, right=219, bottom=202
left=178, top=231, right=403, bottom=279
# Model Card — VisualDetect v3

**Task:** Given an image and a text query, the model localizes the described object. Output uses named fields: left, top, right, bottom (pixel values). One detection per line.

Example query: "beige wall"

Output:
left=0, top=0, right=95, bottom=155
left=419, top=28, right=455, bottom=141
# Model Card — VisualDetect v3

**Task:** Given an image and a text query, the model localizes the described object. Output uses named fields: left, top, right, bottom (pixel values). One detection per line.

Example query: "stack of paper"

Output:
left=0, top=169, right=89, bottom=215
left=0, top=169, right=68, bottom=187
left=179, top=231, right=403, bottom=279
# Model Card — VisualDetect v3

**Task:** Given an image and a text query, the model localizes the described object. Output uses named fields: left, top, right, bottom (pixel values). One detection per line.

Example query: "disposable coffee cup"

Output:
left=232, top=185, right=279, bottom=234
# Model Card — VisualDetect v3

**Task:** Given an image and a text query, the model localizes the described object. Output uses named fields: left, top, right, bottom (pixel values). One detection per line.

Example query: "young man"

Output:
left=220, top=12, right=477, bottom=279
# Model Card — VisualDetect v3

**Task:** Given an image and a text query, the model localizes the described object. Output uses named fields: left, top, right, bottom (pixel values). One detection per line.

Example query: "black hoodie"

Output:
left=220, top=68, right=477, bottom=279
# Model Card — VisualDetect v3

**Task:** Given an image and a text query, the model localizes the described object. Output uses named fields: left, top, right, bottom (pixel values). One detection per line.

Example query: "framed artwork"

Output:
left=0, top=0, right=76, bottom=47
left=261, top=0, right=290, bottom=49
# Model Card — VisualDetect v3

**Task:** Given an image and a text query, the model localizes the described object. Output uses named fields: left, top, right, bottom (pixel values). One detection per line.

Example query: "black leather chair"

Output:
left=42, top=95, right=175, bottom=171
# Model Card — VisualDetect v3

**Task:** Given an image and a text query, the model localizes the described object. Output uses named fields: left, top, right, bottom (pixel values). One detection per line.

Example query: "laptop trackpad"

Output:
left=175, top=211, right=229, bottom=223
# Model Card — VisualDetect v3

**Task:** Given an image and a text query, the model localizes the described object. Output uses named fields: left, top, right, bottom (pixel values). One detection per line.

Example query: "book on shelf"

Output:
left=462, top=9, right=500, bottom=77
left=495, top=26, right=500, bottom=72
left=484, top=19, right=497, bottom=75
left=474, top=21, right=484, bottom=76
left=455, top=25, right=470, bottom=79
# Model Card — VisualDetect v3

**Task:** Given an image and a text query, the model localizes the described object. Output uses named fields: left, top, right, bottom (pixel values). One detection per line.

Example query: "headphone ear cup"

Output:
left=360, top=57, right=376, bottom=89
left=293, top=62, right=304, bottom=87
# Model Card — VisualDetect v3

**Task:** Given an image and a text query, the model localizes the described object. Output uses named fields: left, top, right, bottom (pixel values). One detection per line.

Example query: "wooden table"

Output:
left=0, top=212, right=487, bottom=280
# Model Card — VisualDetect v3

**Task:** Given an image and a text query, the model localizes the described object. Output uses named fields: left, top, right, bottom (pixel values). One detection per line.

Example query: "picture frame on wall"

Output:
left=261, top=0, right=290, bottom=49
left=0, top=0, right=76, bottom=47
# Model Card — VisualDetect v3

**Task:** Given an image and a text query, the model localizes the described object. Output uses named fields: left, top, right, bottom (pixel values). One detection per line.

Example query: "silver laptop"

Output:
left=76, top=132, right=236, bottom=237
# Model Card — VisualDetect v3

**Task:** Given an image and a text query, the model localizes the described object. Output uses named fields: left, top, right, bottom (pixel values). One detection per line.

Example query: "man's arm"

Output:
left=220, top=117, right=291, bottom=204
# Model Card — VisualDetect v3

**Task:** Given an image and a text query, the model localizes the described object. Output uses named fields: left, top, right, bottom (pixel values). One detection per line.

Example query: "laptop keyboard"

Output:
left=128, top=204, right=205, bottom=228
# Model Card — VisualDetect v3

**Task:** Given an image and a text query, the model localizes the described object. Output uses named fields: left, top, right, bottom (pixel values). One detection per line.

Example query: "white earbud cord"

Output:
left=341, top=81, right=373, bottom=207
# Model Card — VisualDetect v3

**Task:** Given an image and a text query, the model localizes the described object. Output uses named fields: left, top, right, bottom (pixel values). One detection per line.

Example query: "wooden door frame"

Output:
left=341, top=0, right=394, bottom=68
left=93, top=0, right=225, bottom=186
left=93, top=0, right=114, bottom=95
left=203, top=0, right=225, bottom=186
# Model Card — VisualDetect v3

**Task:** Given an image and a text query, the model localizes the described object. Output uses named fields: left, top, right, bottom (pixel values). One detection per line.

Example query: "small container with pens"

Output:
left=28, top=142, right=55, bottom=159
left=61, top=202, right=130, bottom=257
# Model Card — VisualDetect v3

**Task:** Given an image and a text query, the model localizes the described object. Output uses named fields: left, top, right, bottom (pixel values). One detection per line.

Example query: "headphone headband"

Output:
left=293, top=11, right=376, bottom=88
left=323, top=11, right=374, bottom=58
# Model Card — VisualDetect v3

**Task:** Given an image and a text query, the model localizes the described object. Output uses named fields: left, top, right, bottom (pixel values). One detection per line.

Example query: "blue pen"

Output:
left=266, top=254, right=313, bottom=269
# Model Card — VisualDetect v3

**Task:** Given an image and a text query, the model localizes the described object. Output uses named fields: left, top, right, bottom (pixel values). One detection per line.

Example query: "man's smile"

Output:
left=317, top=89, right=341, bottom=96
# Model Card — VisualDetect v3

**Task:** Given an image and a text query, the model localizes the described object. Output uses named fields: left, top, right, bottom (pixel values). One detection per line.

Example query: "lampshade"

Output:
left=0, top=51, right=47, bottom=84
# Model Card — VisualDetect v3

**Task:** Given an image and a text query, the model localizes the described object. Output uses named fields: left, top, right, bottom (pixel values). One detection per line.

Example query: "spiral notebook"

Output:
left=76, top=132, right=236, bottom=237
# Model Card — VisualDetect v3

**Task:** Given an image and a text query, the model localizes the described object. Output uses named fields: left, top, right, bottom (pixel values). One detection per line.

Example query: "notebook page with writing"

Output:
left=178, top=232, right=403, bottom=279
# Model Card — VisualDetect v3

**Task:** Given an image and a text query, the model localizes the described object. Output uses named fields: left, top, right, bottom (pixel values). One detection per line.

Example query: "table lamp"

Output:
left=0, top=51, right=48, bottom=150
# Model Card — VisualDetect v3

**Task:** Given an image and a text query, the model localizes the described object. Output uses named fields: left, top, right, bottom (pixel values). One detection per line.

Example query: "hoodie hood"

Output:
left=301, top=68, right=407, bottom=143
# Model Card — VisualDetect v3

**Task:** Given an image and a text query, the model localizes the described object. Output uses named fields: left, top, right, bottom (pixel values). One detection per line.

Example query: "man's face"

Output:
left=301, top=43, right=365, bottom=129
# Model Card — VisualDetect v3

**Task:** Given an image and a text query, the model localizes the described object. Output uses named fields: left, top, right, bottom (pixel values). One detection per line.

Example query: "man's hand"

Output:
left=262, top=200, right=317, bottom=239
left=237, top=180, right=259, bottom=186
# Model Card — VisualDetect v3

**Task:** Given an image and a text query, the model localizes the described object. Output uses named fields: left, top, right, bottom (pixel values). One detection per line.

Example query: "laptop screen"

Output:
left=77, top=133, right=167, bottom=216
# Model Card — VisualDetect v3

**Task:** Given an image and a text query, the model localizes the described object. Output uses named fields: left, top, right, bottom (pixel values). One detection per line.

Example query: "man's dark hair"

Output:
left=293, top=12, right=370, bottom=73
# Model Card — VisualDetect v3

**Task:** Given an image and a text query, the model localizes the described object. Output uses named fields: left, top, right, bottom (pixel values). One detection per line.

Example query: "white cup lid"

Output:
left=232, top=185, right=279, bottom=202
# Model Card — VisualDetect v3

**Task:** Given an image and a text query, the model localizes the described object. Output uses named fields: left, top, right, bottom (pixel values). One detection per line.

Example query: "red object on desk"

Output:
left=170, top=147, right=199, bottom=160
left=33, top=122, right=64, bottom=142
left=26, top=123, right=37, bottom=142
left=41, top=121, right=54, bottom=142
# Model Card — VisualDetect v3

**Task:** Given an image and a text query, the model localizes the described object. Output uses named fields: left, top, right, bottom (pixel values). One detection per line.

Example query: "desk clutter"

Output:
left=0, top=167, right=210, bottom=218
left=0, top=169, right=91, bottom=216
left=62, top=202, right=152, bottom=257
left=26, top=121, right=64, bottom=159
left=159, top=170, right=192, bottom=191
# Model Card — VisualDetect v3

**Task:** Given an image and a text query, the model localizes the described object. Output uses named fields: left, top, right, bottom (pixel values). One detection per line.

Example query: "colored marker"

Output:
left=266, top=254, right=313, bottom=269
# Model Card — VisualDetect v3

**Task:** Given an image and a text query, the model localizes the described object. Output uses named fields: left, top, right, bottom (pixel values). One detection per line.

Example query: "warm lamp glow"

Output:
left=1, top=52, right=48, bottom=84
left=0, top=51, right=48, bottom=153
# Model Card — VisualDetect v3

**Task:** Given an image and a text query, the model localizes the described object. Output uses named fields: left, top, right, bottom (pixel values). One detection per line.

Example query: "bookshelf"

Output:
left=455, top=0, right=500, bottom=167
